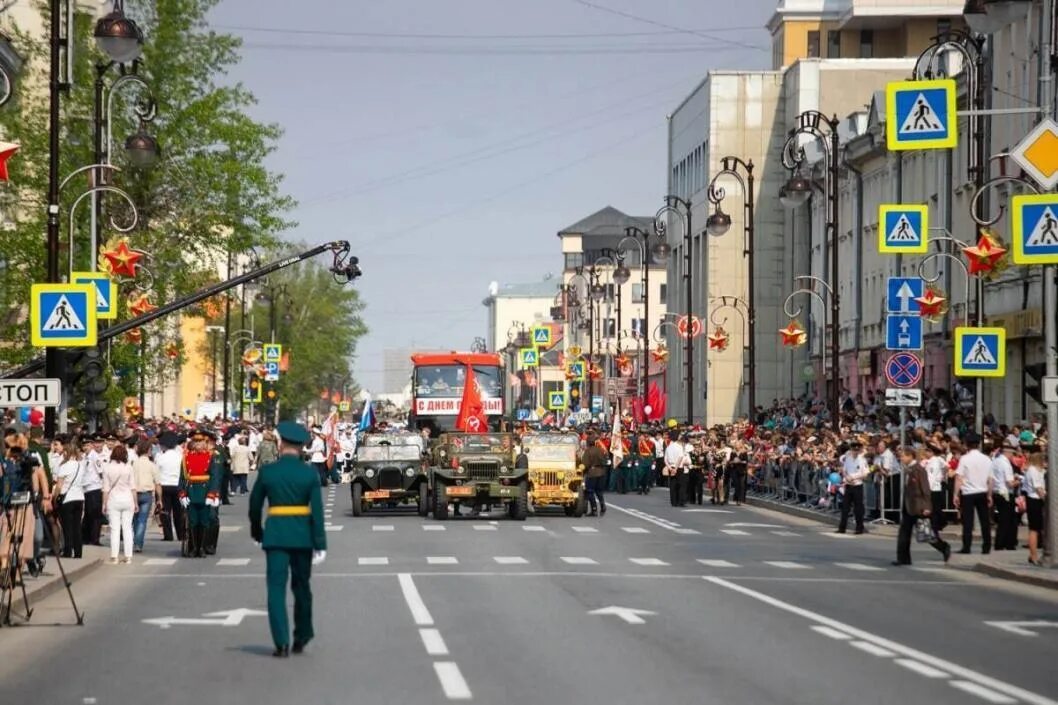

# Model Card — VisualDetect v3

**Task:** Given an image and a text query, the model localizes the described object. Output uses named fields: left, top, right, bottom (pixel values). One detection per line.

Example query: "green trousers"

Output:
left=186, top=502, right=212, bottom=529
left=265, top=548, right=314, bottom=648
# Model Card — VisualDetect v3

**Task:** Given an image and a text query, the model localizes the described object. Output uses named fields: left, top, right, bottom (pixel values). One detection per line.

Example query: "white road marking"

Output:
left=434, top=662, right=472, bottom=700
left=821, top=532, right=857, bottom=539
left=985, top=620, right=1058, bottom=637
left=629, top=558, right=669, bottom=566
left=561, top=556, right=598, bottom=565
left=721, top=529, right=751, bottom=536
left=607, top=502, right=688, bottom=533
left=144, top=558, right=177, bottom=566
left=218, top=526, right=242, bottom=533
left=851, top=640, right=896, bottom=658
left=423, top=525, right=447, bottom=531
left=419, top=628, right=449, bottom=656
left=682, top=508, right=733, bottom=513
left=948, top=681, right=1018, bottom=704
left=673, top=528, right=702, bottom=535
left=216, top=558, right=251, bottom=567
left=622, top=527, right=650, bottom=534
left=725, top=522, right=784, bottom=528
left=835, top=562, right=884, bottom=572
left=895, top=659, right=948, bottom=679
left=522, top=525, right=546, bottom=532
left=325, top=525, right=344, bottom=532
left=571, top=526, right=598, bottom=533
left=771, top=531, right=800, bottom=537
left=427, top=557, right=459, bottom=565
left=697, top=559, right=739, bottom=568
left=765, top=561, right=809, bottom=570
left=359, top=557, right=389, bottom=566
left=494, top=556, right=529, bottom=565
left=811, top=625, right=852, bottom=640
left=704, top=577, right=1058, bottom=705
left=911, top=566, right=949, bottom=573
left=373, top=525, right=395, bottom=532
left=473, top=525, right=497, bottom=531
left=397, top=573, right=434, bottom=626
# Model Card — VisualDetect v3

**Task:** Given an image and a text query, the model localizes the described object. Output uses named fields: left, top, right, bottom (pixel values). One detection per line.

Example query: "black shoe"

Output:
left=292, top=640, right=308, bottom=654
left=982, top=549, right=990, bottom=555
left=588, top=509, right=598, bottom=517
left=835, top=529, right=847, bottom=534
left=958, top=548, right=971, bottom=554
left=943, top=545, right=952, bottom=563
left=273, top=645, right=289, bottom=658
left=600, top=507, right=606, bottom=515
left=891, top=560, right=911, bottom=566
left=854, top=529, right=865, bottom=535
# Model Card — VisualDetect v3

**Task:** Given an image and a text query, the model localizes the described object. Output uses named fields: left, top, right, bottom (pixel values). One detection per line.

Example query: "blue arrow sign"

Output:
left=886, top=314, right=923, bottom=351
left=886, top=277, right=924, bottom=314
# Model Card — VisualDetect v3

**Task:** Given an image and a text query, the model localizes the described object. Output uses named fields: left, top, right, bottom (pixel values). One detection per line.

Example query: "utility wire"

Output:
left=239, top=41, right=759, bottom=55
left=216, top=23, right=766, bottom=40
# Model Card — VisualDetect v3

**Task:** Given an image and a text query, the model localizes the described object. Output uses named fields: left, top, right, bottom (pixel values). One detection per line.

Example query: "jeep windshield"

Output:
left=451, top=434, right=509, bottom=453
left=521, top=435, right=578, bottom=464
left=358, top=445, right=422, bottom=461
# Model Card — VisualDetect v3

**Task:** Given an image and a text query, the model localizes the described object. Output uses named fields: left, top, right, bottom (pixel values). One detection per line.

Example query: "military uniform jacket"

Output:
left=249, top=455, right=327, bottom=551
left=178, top=450, right=224, bottom=502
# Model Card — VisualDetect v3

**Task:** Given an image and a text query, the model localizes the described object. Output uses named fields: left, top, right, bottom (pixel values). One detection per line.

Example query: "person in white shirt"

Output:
left=873, top=440, right=899, bottom=522
left=1021, top=450, right=1047, bottom=566
left=155, top=437, right=186, bottom=542
left=81, top=435, right=106, bottom=546
left=307, top=428, right=328, bottom=487
left=838, top=440, right=869, bottom=534
left=991, top=442, right=1020, bottom=551
left=922, top=442, right=949, bottom=535
left=663, top=434, right=687, bottom=506
left=53, top=443, right=86, bottom=559
left=954, top=433, right=993, bottom=554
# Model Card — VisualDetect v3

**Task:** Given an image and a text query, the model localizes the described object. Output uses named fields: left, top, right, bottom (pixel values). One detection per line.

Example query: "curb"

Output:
left=973, top=562, right=1058, bottom=591
left=22, top=556, right=103, bottom=607
left=746, top=496, right=841, bottom=526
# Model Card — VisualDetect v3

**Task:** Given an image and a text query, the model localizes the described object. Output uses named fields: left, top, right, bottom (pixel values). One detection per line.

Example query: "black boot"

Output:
left=193, top=528, right=205, bottom=557
left=204, top=525, right=219, bottom=555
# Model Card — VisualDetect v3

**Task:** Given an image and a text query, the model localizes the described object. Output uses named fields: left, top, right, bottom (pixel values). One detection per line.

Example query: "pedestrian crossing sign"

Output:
left=954, top=327, right=1006, bottom=378
left=520, top=347, right=538, bottom=367
left=1011, top=193, right=1058, bottom=264
left=547, top=390, right=566, bottom=410
left=885, top=79, right=958, bottom=151
left=567, top=360, right=585, bottom=381
left=878, top=204, right=928, bottom=253
left=30, top=283, right=97, bottom=347
left=263, top=343, right=282, bottom=363
left=71, top=271, right=117, bottom=320
left=531, top=326, right=551, bottom=347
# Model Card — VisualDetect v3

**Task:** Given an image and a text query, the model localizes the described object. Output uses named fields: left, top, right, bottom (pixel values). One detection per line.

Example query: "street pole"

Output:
left=828, top=121, right=841, bottom=433
left=222, top=249, right=232, bottom=420
left=745, top=166, right=756, bottom=420
left=642, top=232, right=650, bottom=402
left=43, top=0, right=64, bottom=438
left=684, top=202, right=693, bottom=426
left=210, top=330, right=218, bottom=402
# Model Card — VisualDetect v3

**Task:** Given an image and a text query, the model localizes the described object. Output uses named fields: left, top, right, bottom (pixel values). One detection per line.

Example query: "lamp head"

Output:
left=612, top=265, right=632, bottom=286
left=705, top=209, right=732, bottom=237
left=780, top=175, right=812, bottom=209
left=124, top=128, right=160, bottom=168
left=650, top=242, right=671, bottom=263
left=94, top=4, right=144, bottom=64
left=589, top=283, right=606, bottom=301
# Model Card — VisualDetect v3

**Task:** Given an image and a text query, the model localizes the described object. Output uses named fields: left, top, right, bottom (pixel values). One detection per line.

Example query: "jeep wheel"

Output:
left=433, top=485, right=449, bottom=520
left=351, top=483, right=364, bottom=517
left=418, top=483, right=430, bottom=517
left=509, top=480, right=528, bottom=521
left=572, top=493, right=587, bottom=518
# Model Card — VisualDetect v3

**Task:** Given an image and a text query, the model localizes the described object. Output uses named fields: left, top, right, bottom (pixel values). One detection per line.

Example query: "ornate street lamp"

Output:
left=94, top=1, right=144, bottom=64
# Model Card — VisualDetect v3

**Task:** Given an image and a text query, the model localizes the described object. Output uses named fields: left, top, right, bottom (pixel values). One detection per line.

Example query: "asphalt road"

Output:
left=2, top=484, right=1057, bottom=705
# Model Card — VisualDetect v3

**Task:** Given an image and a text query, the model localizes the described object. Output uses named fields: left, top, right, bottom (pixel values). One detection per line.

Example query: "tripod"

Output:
left=1, top=494, right=84, bottom=627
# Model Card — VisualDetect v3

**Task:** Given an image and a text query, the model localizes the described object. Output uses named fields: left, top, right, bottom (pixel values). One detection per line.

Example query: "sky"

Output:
left=207, top=0, right=777, bottom=393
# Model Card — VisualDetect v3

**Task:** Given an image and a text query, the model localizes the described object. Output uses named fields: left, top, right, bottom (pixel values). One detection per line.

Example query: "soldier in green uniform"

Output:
left=249, top=421, right=327, bottom=658
left=178, top=428, right=223, bottom=557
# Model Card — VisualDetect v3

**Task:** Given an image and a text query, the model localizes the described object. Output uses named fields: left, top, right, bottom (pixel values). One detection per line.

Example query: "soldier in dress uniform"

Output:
left=635, top=433, right=654, bottom=495
left=177, top=427, right=223, bottom=557
left=249, top=421, right=327, bottom=658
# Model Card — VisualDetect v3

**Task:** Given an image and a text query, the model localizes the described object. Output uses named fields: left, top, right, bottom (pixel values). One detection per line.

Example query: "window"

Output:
left=631, top=318, right=648, bottom=338
left=604, top=283, right=615, bottom=300
left=564, top=253, right=583, bottom=270
left=604, top=318, right=616, bottom=337
left=807, top=31, right=820, bottom=58
left=859, top=30, right=873, bottom=58
left=631, top=283, right=644, bottom=303
left=827, top=31, right=840, bottom=58
left=659, top=283, right=667, bottom=301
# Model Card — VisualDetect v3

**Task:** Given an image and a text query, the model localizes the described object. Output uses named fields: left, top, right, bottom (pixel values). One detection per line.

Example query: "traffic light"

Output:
left=70, top=348, right=109, bottom=429
left=1025, top=362, right=1046, bottom=407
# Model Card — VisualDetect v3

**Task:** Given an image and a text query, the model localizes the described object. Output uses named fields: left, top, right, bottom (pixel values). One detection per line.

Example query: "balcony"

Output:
left=836, top=0, right=966, bottom=28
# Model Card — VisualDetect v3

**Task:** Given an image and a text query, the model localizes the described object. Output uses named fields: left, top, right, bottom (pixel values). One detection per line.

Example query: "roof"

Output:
left=557, top=206, right=653, bottom=239
left=487, top=279, right=561, bottom=299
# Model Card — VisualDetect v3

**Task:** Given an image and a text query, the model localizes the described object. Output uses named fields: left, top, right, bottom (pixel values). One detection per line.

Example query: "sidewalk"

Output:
left=748, top=494, right=1058, bottom=590
left=12, top=544, right=106, bottom=613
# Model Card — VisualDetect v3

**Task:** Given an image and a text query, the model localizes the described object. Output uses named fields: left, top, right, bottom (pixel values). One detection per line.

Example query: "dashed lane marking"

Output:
left=722, top=529, right=751, bottom=536
left=420, top=628, right=449, bottom=656
left=217, top=558, right=251, bottom=567
left=622, top=527, right=650, bottom=534
left=522, top=525, right=547, bottom=532
left=895, top=659, right=948, bottom=679
left=144, top=558, right=177, bottom=566
left=629, top=558, right=669, bottom=566
left=427, top=557, right=459, bottom=565
left=359, top=557, right=389, bottom=566
left=494, top=556, right=529, bottom=565
left=835, top=562, right=884, bottom=572
left=697, top=559, right=739, bottom=568
left=851, top=640, right=897, bottom=658
left=948, top=681, right=1017, bottom=704
left=423, top=525, right=447, bottom=531
left=764, top=561, right=809, bottom=570
left=325, top=525, right=344, bottom=532
left=571, top=526, right=598, bottom=533
left=397, top=573, right=433, bottom=626
left=771, top=531, right=800, bottom=537
left=219, top=526, right=242, bottom=533
left=607, top=502, right=696, bottom=534
left=373, top=525, right=395, bottom=532
left=811, top=625, right=852, bottom=640
left=434, top=662, right=472, bottom=701
left=560, top=556, right=598, bottom=565
left=473, top=525, right=497, bottom=531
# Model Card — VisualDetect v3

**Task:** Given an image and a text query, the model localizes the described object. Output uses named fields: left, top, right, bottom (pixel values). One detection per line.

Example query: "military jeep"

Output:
left=350, top=432, right=429, bottom=517
left=521, top=432, right=587, bottom=516
left=429, top=432, right=526, bottom=520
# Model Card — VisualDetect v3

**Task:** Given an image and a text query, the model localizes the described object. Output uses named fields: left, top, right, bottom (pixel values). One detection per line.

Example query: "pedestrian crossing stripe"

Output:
left=885, top=79, right=957, bottom=151
left=953, top=326, right=1006, bottom=377
left=1011, top=193, right=1058, bottom=264
left=29, top=283, right=97, bottom=347
left=71, top=271, right=118, bottom=319
left=878, top=204, right=928, bottom=253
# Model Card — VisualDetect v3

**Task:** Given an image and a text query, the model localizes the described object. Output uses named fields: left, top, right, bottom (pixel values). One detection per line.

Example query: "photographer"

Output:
left=1, top=438, right=46, bottom=582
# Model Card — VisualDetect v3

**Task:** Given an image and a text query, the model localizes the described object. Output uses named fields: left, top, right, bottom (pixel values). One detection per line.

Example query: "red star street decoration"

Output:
left=242, top=347, right=262, bottom=367
left=100, top=238, right=144, bottom=278
left=708, top=326, right=730, bottom=352
left=124, top=328, right=142, bottom=344
left=165, top=342, right=180, bottom=359
left=962, top=229, right=1008, bottom=277
left=779, top=319, right=807, bottom=348
left=914, top=284, right=949, bottom=322
left=651, top=345, right=669, bottom=364
left=124, top=398, right=141, bottom=417
left=0, top=141, right=20, bottom=181
left=127, top=292, right=156, bottom=317
left=588, top=363, right=603, bottom=380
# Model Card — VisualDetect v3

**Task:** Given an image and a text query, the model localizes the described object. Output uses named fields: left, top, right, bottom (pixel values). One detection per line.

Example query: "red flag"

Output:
left=645, top=382, right=666, bottom=421
left=455, top=365, right=488, bottom=434
left=320, top=387, right=329, bottom=400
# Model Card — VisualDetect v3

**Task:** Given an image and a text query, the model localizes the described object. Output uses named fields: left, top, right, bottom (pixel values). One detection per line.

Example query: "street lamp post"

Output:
left=781, top=111, right=842, bottom=432
left=618, top=227, right=671, bottom=404
left=656, top=196, right=693, bottom=425
left=205, top=325, right=224, bottom=402
left=708, top=295, right=752, bottom=418
left=706, top=156, right=756, bottom=419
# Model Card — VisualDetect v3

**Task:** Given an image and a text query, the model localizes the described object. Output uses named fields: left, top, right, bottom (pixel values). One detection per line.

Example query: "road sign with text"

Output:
left=0, top=379, right=62, bottom=407
left=885, top=78, right=958, bottom=150
left=1011, top=193, right=1058, bottom=265
left=878, top=204, right=928, bottom=253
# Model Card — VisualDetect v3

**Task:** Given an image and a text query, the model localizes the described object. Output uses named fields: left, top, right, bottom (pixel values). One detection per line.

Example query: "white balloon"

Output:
left=643, top=405, right=653, bottom=415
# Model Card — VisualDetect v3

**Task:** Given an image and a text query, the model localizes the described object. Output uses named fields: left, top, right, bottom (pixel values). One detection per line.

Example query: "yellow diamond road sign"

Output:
left=1011, top=118, right=1058, bottom=190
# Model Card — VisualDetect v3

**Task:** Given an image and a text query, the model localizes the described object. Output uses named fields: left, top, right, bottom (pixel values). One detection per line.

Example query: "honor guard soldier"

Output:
left=249, top=421, right=327, bottom=658
left=178, top=428, right=222, bottom=557
left=635, top=433, right=654, bottom=494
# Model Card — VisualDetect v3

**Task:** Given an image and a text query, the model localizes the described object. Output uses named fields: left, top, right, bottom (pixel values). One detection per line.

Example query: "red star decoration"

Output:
left=0, top=141, right=20, bottom=181
left=165, top=343, right=180, bottom=359
left=962, top=232, right=1007, bottom=276
left=102, top=239, right=144, bottom=278
left=124, top=328, right=142, bottom=344
left=127, top=292, right=156, bottom=317
left=779, top=320, right=807, bottom=347
left=588, top=364, right=603, bottom=380
left=914, top=286, right=947, bottom=318
left=708, top=326, right=730, bottom=351
left=651, top=346, right=669, bottom=363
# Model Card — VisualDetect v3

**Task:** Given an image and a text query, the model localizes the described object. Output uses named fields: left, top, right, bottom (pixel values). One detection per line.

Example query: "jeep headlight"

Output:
left=500, top=465, right=510, bottom=474
left=405, top=468, right=415, bottom=478
left=557, top=471, right=565, bottom=480
left=439, top=449, right=447, bottom=458
left=365, top=468, right=375, bottom=479
left=454, top=466, right=464, bottom=474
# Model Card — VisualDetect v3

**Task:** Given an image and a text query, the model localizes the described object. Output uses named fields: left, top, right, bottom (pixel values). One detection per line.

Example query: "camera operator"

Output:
left=1, top=437, right=48, bottom=581
left=336, top=426, right=357, bottom=480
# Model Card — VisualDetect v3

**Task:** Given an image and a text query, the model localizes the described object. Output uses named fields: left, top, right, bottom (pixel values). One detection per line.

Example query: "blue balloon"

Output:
left=18, top=407, right=31, bottom=423
left=828, top=472, right=841, bottom=486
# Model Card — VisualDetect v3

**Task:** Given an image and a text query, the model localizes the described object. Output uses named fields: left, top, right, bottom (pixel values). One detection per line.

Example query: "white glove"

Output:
left=312, top=550, right=326, bottom=566
left=179, top=497, right=190, bottom=508
left=253, top=541, right=262, bottom=549
left=206, top=497, right=220, bottom=508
